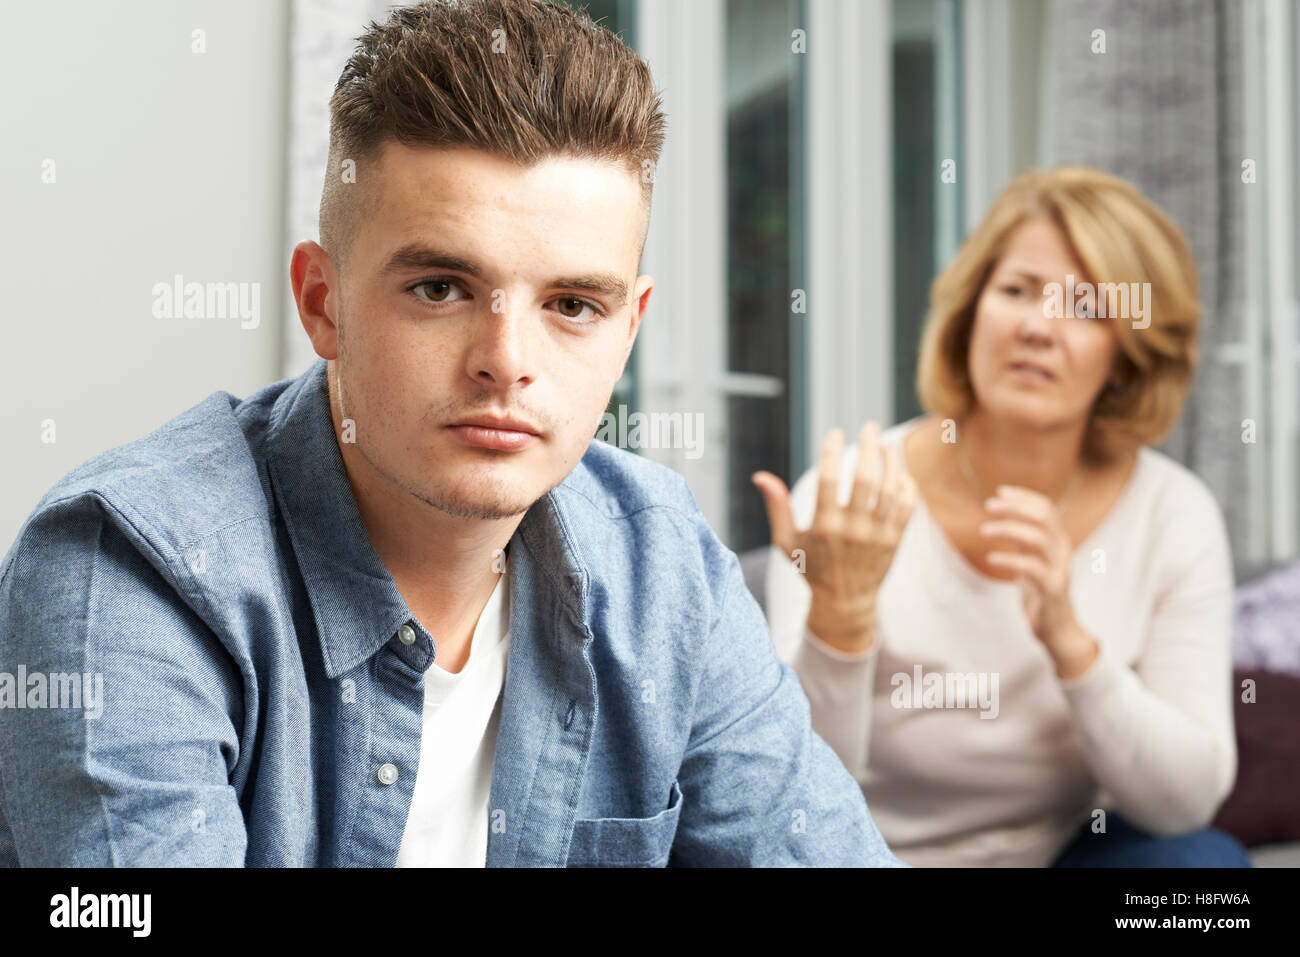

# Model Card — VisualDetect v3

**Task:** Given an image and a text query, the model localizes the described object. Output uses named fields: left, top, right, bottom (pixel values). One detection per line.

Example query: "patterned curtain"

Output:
left=1040, top=0, right=1260, bottom=574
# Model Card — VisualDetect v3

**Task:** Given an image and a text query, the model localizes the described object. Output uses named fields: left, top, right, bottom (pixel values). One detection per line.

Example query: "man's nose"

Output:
left=464, top=293, right=538, bottom=388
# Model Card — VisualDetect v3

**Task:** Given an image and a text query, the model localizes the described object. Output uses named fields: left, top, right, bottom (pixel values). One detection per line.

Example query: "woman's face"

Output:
left=966, top=217, right=1120, bottom=433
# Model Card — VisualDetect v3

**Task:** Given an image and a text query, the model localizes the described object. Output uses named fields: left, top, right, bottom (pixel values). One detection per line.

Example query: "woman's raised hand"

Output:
left=752, top=422, right=917, bottom=654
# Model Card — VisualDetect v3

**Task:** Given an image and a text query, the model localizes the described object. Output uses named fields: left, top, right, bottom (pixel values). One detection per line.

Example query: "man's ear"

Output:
left=290, top=241, right=341, bottom=361
left=624, top=274, right=653, bottom=365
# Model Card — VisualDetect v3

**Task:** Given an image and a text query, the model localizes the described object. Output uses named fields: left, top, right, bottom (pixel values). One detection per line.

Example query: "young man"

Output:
left=0, top=0, right=902, bottom=867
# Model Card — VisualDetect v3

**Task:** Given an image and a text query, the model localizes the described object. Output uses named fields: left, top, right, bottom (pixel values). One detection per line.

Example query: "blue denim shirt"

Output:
left=0, top=358, right=902, bottom=867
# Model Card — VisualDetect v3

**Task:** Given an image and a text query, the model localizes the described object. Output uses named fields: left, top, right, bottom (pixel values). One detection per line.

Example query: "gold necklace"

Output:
left=954, top=439, right=1084, bottom=511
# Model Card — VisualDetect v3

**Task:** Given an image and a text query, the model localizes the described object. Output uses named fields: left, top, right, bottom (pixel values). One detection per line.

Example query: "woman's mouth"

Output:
left=1007, top=361, right=1055, bottom=384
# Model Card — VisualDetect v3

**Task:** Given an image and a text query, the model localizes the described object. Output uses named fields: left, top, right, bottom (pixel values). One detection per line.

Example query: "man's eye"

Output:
left=551, top=296, right=600, bottom=321
left=411, top=279, right=467, bottom=303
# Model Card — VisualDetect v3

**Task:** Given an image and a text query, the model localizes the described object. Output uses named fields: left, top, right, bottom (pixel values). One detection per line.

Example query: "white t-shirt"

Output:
left=396, top=559, right=511, bottom=868
left=766, top=418, right=1238, bottom=867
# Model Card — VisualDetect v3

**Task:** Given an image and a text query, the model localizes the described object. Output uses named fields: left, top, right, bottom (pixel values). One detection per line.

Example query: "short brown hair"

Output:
left=916, top=165, right=1201, bottom=463
left=319, top=0, right=665, bottom=272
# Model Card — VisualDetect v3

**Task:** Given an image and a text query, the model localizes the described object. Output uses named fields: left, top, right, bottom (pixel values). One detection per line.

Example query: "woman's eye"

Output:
left=1002, top=284, right=1024, bottom=297
left=551, top=297, right=599, bottom=321
left=412, top=279, right=466, bottom=303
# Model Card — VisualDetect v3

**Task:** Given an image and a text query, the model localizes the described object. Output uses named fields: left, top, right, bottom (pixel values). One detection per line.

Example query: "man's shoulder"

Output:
left=11, top=375, right=294, bottom=569
left=553, top=438, right=705, bottom=529
left=544, top=440, right=735, bottom=599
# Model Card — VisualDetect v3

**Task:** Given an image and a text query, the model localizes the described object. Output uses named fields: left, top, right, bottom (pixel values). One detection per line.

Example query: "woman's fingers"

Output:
left=849, top=421, right=881, bottom=515
left=984, top=487, right=1070, bottom=569
left=986, top=550, right=1051, bottom=587
left=825, top=421, right=917, bottom=530
left=813, top=427, right=846, bottom=525
left=874, top=442, right=902, bottom=522
left=894, top=471, right=919, bottom=528
left=776, top=422, right=915, bottom=565
left=773, top=423, right=918, bottom=599
left=979, top=518, right=1052, bottom=558
left=986, top=485, right=1054, bottom=526
left=751, top=471, right=797, bottom=557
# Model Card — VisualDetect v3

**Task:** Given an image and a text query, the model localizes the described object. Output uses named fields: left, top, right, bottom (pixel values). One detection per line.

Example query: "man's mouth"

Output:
left=446, top=416, right=541, bottom=451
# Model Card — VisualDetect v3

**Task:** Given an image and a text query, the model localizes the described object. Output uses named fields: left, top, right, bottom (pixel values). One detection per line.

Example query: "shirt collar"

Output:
left=264, top=358, right=590, bottom=679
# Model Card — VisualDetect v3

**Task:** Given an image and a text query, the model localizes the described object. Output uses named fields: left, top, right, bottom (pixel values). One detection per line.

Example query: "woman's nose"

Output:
left=1016, top=295, right=1056, bottom=341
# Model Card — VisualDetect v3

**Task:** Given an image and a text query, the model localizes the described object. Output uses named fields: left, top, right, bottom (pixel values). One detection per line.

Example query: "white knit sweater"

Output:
left=765, top=418, right=1238, bottom=867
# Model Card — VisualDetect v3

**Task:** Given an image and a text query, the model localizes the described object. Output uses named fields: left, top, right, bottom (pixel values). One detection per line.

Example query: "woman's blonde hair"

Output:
left=916, top=165, right=1201, bottom=462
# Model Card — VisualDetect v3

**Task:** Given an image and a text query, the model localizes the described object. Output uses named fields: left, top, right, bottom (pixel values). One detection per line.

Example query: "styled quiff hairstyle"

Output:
left=319, top=0, right=666, bottom=273
left=916, top=165, right=1201, bottom=463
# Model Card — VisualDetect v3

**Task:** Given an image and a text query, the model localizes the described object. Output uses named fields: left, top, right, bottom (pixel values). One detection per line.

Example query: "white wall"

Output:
left=0, top=0, right=289, bottom=552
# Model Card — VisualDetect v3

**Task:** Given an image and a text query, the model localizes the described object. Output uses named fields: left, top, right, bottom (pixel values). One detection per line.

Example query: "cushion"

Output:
left=1212, top=668, right=1300, bottom=846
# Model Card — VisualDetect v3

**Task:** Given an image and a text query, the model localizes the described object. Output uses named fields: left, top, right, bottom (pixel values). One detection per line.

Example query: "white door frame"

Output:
left=634, top=0, right=729, bottom=530
left=804, top=0, right=894, bottom=467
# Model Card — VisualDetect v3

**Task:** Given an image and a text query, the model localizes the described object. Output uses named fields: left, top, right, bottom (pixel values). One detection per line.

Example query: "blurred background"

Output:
left=2, top=0, right=1299, bottom=865
left=2, top=0, right=1297, bottom=578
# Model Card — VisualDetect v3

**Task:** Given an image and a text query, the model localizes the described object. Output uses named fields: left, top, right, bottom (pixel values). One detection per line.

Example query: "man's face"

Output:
left=313, top=142, right=652, bottom=520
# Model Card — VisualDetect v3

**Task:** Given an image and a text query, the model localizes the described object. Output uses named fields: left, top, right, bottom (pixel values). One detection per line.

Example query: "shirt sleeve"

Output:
left=1057, top=474, right=1238, bottom=836
left=0, top=494, right=249, bottom=866
left=668, top=506, right=904, bottom=867
left=763, top=458, right=879, bottom=781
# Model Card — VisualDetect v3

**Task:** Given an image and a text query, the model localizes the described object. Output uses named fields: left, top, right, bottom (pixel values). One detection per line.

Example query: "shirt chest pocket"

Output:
left=565, top=779, right=684, bottom=867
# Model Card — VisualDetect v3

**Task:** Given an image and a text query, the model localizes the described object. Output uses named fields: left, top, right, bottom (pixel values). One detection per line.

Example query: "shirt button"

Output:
left=376, top=763, right=399, bottom=785
left=397, top=624, right=416, bottom=645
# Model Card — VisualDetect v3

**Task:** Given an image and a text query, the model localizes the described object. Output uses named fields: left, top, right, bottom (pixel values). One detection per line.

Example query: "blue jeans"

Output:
left=1052, top=811, right=1252, bottom=867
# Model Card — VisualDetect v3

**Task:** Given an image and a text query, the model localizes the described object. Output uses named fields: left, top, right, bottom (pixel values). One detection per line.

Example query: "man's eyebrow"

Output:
left=550, top=274, right=629, bottom=306
left=380, top=242, right=629, bottom=305
left=379, top=244, right=482, bottom=278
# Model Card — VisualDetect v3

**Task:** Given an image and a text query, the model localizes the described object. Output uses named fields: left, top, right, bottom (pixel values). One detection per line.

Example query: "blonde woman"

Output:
left=753, top=166, right=1250, bottom=867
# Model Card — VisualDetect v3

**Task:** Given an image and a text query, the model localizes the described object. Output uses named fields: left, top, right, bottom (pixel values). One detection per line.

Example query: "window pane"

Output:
left=892, top=0, right=963, bottom=423
left=726, top=0, right=806, bottom=553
